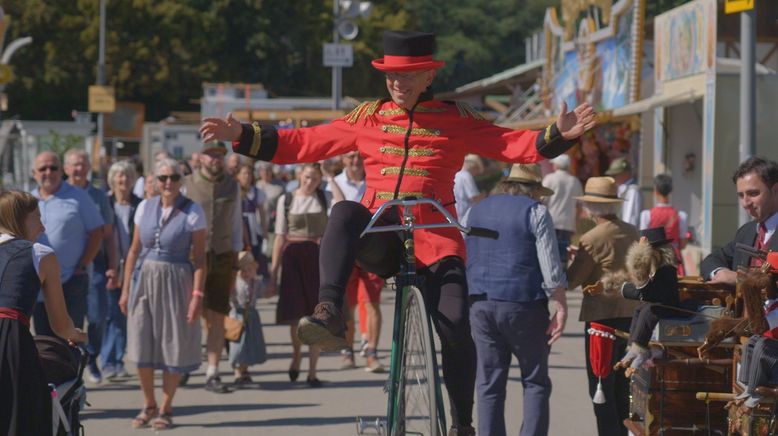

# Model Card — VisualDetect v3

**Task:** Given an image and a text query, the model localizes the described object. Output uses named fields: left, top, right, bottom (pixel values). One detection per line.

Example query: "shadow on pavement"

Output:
left=199, top=416, right=357, bottom=428
left=81, top=402, right=318, bottom=420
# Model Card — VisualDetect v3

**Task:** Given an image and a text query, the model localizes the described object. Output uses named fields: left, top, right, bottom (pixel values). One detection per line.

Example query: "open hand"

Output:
left=556, top=101, right=597, bottom=140
left=547, top=288, right=568, bottom=345
left=200, top=112, right=243, bottom=143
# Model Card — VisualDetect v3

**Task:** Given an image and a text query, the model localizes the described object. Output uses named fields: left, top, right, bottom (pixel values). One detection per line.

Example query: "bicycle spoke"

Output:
left=397, top=287, right=439, bottom=436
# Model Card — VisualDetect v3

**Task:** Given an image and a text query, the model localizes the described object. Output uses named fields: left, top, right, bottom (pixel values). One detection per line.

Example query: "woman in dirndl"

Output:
left=119, top=158, right=205, bottom=430
left=0, top=190, right=86, bottom=436
left=268, top=163, right=341, bottom=387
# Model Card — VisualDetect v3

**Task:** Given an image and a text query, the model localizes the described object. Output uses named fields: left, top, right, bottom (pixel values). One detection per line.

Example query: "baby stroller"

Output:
left=35, top=335, right=88, bottom=436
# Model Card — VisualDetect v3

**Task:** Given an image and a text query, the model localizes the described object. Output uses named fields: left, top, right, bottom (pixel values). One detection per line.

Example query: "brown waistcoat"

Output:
left=184, top=171, right=238, bottom=254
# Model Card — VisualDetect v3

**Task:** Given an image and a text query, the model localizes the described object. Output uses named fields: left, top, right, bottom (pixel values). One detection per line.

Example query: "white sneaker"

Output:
left=358, top=339, right=369, bottom=357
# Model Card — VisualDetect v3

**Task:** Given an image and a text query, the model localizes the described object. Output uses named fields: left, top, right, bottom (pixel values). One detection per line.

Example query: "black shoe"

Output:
left=448, top=425, right=475, bottom=436
left=297, top=302, right=348, bottom=352
left=205, top=376, right=231, bottom=393
left=178, top=372, right=190, bottom=387
left=288, top=368, right=300, bottom=382
left=233, top=375, right=254, bottom=389
left=306, top=376, right=323, bottom=388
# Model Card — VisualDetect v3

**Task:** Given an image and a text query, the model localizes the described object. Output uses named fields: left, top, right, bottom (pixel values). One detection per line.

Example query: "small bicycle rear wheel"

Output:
left=394, top=285, right=441, bottom=436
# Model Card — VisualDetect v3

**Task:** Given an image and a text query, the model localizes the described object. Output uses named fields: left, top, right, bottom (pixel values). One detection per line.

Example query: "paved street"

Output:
left=82, top=290, right=596, bottom=435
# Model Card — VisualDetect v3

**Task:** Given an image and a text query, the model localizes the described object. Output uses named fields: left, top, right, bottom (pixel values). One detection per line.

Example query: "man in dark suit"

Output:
left=701, top=157, right=778, bottom=285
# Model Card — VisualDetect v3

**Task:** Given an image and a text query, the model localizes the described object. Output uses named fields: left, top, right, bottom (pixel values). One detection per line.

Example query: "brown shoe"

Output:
left=297, top=302, right=348, bottom=352
left=448, top=425, right=475, bottom=436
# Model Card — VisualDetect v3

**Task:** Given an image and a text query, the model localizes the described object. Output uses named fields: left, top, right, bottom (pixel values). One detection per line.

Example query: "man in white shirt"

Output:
left=605, top=156, right=641, bottom=227
left=454, top=154, right=485, bottom=227
left=542, top=154, right=583, bottom=262
left=327, top=151, right=385, bottom=372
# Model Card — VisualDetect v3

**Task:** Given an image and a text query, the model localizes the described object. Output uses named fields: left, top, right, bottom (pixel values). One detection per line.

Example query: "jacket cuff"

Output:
left=232, top=123, right=279, bottom=161
left=535, top=122, right=574, bottom=159
left=620, top=282, right=643, bottom=300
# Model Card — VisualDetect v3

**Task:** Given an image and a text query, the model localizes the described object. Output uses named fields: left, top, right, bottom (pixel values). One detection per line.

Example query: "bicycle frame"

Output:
left=359, top=198, right=490, bottom=436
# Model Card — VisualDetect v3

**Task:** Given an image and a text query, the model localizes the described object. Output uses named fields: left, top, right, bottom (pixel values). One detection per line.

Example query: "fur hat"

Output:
left=626, top=240, right=677, bottom=287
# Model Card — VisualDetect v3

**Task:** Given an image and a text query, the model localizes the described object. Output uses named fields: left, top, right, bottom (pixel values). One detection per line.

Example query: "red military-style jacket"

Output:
left=233, top=97, right=571, bottom=267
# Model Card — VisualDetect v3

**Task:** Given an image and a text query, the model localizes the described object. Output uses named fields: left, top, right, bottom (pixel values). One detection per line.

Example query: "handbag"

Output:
left=224, top=279, right=254, bottom=341
left=224, top=314, right=244, bottom=342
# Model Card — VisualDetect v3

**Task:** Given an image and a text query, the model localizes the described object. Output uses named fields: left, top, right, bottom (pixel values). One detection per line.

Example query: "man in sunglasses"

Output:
left=30, top=151, right=104, bottom=340
left=201, top=30, right=596, bottom=435
left=182, top=142, right=243, bottom=393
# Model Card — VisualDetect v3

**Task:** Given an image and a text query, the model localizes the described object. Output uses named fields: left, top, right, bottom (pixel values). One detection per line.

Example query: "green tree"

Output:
left=1, top=0, right=554, bottom=121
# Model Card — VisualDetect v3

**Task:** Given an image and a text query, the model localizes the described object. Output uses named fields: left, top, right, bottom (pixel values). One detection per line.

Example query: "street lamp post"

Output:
left=330, top=1, right=372, bottom=110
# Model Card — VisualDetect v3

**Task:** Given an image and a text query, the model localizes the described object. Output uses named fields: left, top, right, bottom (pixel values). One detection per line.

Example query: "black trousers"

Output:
left=319, top=201, right=476, bottom=426
left=628, top=304, right=685, bottom=347
left=585, top=318, right=631, bottom=436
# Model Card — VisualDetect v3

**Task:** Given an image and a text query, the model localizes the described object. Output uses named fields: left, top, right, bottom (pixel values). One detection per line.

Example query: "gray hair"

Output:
left=582, top=202, right=620, bottom=218
left=491, top=180, right=538, bottom=199
left=64, top=148, right=89, bottom=165
left=107, top=160, right=138, bottom=191
left=155, top=158, right=181, bottom=176
left=551, top=154, right=571, bottom=170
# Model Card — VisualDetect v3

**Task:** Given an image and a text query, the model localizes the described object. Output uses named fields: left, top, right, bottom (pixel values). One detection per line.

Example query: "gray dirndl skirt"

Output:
left=126, top=259, right=201, bottom=373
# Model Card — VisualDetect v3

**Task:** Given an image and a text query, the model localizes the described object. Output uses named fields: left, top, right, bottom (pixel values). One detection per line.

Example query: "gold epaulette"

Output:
left=344, top=99, right=382, bottom=124
left=454, top=101, right=486, bottom=120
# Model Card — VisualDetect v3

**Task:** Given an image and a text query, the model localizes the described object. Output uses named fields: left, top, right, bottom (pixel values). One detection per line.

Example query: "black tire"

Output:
left=395, top=286, right=441, bottom=436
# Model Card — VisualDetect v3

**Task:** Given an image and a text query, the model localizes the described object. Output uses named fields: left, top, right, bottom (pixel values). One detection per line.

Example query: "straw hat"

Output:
left=506, top=164, right=554, bottom=197
left=237, top=250, right=257, bottom=269
left=575, top=176, right=623, bottom=203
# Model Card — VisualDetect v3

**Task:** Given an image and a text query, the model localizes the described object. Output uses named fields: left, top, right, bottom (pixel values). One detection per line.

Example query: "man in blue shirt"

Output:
left=466, top=164, right=568, bottom=436
left=31, top=151, right=104, bottom=338
left=64, top=148, right=118, bottom=383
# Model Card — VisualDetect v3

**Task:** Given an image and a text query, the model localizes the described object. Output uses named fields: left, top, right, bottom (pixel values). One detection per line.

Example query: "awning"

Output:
left=610, top=88, right=704, bottom=117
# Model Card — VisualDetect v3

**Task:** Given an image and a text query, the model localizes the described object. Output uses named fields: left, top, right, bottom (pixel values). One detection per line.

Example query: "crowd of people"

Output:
left=2, top=28, right=775, bottom=436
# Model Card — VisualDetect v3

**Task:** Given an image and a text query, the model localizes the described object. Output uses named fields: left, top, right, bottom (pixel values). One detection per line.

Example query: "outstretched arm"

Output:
left=466, top=102, right=597, bottom=162
left=200, top=113, right=358, bottom=164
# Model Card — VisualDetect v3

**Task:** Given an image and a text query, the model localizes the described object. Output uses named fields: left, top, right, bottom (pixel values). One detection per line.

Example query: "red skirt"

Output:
left=276, top=240, right=320, bottom=325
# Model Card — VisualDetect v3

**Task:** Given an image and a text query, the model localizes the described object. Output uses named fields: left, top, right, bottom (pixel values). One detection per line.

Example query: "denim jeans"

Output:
left=33, top=273, right=89, bottom=337
left=85, top=265, right=109, bottom=366
left=100, top=288, right=127, bottom=370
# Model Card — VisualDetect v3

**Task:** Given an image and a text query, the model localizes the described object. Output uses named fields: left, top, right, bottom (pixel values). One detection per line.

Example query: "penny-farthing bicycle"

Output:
left=356, top=197, right=498, bottom=436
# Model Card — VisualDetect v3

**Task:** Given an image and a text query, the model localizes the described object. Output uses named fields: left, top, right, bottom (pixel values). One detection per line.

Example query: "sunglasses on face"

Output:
left=37, top=165, right=60, bottom=173
left=157, top=174, right=181, bottom=183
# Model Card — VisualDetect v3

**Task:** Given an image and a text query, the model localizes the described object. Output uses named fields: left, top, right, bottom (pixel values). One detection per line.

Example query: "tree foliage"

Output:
left=2, top=0, right=556, bottom=121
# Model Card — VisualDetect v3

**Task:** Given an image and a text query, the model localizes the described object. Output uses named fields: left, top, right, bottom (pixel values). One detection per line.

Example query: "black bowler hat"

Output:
left=640, top=227, right=674, bottom=247
left=371, top=31, right=445, bottom=72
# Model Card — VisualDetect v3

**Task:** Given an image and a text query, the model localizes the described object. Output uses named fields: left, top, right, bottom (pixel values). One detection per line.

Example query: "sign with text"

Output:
left=88, top=85, right=116, bottom=113
left=323, top=43, right=353, bottom=67
left=725, top=0, right=754, bottom=14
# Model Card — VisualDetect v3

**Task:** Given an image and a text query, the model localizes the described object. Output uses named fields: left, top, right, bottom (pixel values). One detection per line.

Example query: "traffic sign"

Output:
left=89, top=85, right=116, bottom=113
left=0, top=64, right=14, bottom=84
left=323, top=43, right=353, bottom=67
left=725, top=0, right=754, bottom=14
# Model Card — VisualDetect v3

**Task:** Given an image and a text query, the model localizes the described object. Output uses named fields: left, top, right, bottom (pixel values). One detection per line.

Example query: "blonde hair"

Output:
left=0, top=190, right=39, bottom=238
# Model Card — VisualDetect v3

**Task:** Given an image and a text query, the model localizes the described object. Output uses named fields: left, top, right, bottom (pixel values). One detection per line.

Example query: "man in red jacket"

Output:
left=201, top=30, right=596, bottom=435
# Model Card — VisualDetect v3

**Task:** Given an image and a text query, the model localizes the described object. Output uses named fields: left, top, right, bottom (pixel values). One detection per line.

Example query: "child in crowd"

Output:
left=228, top=251, right=271, bottom=387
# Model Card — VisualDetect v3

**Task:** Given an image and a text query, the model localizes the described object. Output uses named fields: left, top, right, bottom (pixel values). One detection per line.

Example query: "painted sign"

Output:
left=724, top=0, right=754, bottom=14
left=543, top=0, right=643, bottom=112
left=654, top=0, right=717, bottom=84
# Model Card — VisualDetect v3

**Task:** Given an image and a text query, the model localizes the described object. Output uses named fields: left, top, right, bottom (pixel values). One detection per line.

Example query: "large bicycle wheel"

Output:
left=394, top=286, right=442, bottom=436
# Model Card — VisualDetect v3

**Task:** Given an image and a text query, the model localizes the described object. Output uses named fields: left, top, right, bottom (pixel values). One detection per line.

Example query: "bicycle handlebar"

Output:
left=360, top=197, right=499, bottom=240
